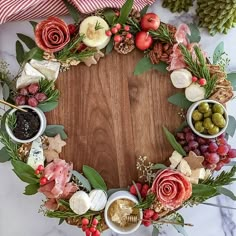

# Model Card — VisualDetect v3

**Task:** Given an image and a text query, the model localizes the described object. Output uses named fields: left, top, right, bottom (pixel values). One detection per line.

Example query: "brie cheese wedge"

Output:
left=170, top=69, right=192, bottom=88
left=185, top=83, right=206, bottom=102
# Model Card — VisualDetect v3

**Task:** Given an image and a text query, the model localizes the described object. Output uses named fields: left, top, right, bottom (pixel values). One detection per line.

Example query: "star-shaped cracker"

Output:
left=47, top=134, right=66, bottom=153
left=184, top=151, right=204, bottom=169
left=44, top=149, right=59, bottom=162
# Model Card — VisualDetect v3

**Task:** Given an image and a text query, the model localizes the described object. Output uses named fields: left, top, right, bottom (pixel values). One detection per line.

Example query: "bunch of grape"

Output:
left=15, top=83, right=47, bottom=107
left=176, top=126, right=236, bottom=171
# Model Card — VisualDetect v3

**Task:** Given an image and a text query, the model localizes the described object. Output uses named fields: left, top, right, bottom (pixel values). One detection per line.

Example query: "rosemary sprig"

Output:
left=135, top=193, right=156, bottom=209
left=39, top=79, right=59, bottom=103
left=126, top=17, right=141, bottom=34
left=0, top=130, right=19, bottom=159
left=149, top=23, right=174, bottom=44
left=95, top=21, right=103, bottom=31
left=71, top=48, right=98, bottom=61
left=7, top=113, right=17, bottom=130
left=179, top=44, right=217, bottom=98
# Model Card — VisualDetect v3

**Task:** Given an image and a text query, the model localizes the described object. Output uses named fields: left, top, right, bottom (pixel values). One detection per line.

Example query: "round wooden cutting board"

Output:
left=46, top=50, right=182, bottom=188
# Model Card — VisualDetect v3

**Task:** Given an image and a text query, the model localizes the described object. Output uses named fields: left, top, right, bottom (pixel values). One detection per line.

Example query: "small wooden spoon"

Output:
left=0, top=99, right=28, bottom=112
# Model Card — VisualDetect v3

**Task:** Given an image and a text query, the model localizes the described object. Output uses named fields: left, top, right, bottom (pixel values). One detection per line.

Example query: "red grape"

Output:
left=217, top=137, right=227, bottom=145
left=205, top=162, right=217, bottom=170
left=19, top=88, right=28, bottom=96
left=179, top=140, right=187, bottom=146
left=15, top=95, right=26, bottom=105
left=183, top=145, right=190, bottom=153
left=215, top=161, right=224, bottom=171
left=28, top=97, right=38, bottom=107
left=176, top=132, right=185, bottom=140
left=208, top=142, right=218, bottom=153
left=217, top=145, right=229, bottom=156
left=35, top=93, right=47, bottom=102
left=183, top=127, right=192, bottom=133
left=222, top=157, right=230, bottom=164
left=196, top=137, right=207, bottom=145
left=200, top=145, right=209, bottom=154
left=206, top=153, right=220, bottom=164
left=186, top=132, right=195, bottom=142
left=193, top=149, right=201, bottom=155
left=188, top=140, right=199, bottom=150
left=28, top=83, right=39, bottom=95
left=227, top=149, right=236, bottom=158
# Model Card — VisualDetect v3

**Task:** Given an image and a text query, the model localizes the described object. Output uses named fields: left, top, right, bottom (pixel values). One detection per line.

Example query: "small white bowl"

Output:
left=104, top=191, right=143, bottom=235
left=186, top=99, right=228, bottom=139
left=5, top=105, right=47, bottom=143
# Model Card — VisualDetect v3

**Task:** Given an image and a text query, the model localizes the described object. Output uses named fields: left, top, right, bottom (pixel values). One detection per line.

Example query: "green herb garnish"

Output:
left=7, top=113, right=17, bottom=130
left=95, top=21, right=104, bottom=31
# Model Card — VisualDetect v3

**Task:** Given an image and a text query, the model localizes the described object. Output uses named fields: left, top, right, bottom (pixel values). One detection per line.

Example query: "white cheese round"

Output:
left=185, top=83, right=206, bottom=102
left=170, top=69, right=192, bottom=88
left=89, top=189, right=107, bottom=211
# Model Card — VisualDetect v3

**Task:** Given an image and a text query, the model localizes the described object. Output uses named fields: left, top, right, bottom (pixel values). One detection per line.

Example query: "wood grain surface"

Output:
left=46, top=50, right=182, bottom=188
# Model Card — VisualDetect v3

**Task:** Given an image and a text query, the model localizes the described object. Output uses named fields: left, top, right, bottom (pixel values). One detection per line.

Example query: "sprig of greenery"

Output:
left=179, top=44, right=217, bottom=98
left=135, top=193, right=156, bottom=209
left=0, top=130, right=19, bottom=159
left=149, top=23, right=175, bottom=44
left=72, top=48, right=98, bottom=61
left=126, top=17, right=141, bottom=34
left=95, top=21, right=103, bottom=31
left=39, top=79, right=59, bottom=103
left=7, top=113, right=17, bottom=130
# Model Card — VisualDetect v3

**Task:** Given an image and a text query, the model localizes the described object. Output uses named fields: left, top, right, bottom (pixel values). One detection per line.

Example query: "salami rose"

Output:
left=35, top=17, right=70, bottom=53
left=151, top=169, right=192, bottom=209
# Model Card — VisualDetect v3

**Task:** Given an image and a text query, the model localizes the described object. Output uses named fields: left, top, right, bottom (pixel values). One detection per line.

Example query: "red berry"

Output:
left=115, top=11, right=120, bottom=16
left=228, top=149, right=236, bottom=158
left=68, top=24, right=76, bottom=35
left=82, top=225, right=87, bottom=232
left=15, top=95, right=26, bottom=105
left=89, top=227, right=96, bottom=233
left=111, top=27, right=118, bottom=34
left=35, top=93, right=47, bottom=102
left=130, top=183, right=142, bottom=196
left=35, top=169, right=40, bottom=175
left=217, top=145, right=229, bottom=156
left=37, top=165, right=44, bottom=172
left=206, top=153, right=220, bottom=164
left=192, top=76, right=198, bottom=82
left=105, top=30, right=112, bottom=36
left=92, top=218, right=98, bottom=226
left=199, top=78, right=207, bottom=86
left=85, top=229, right=91, bottom=236
left=82, top=218, right=89, bottom=225
left=142, top=184, right=149, bottom=191
left=40, top=177, right=47, bottom=185
left=92, top=230, right=101, bottom=236
left=27, top=83, right=39, bottom=95
left=19, top=88, right=28, bottom=96
left=114, top=35, right=122, bottom=42
left=152, top=212, right=159, bottom=221
left=124, top=25, right=130, bottom=31
left=126, top=33, right=132, bottom=39
left=28, top=97, right=38, bottom=107
left=115, top=23, right=121, bottom=30
left=144, top=209, right=154, bottom=219
left=142, top=220, right=151, bottom=227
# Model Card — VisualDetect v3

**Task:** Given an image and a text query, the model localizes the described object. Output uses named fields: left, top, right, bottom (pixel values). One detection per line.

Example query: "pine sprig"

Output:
left=0, top=130, right=19, bottom=159
left=126, top=17, right=141, bottom=34
left=135, top=193, right=156, bottom=209
left=7, top=113, right=17, bottom=130
left=95, top=21, right=103, bottom=31
left=179, top=44, right=217, bottom=98
left=39, top=79, right=59, bottom=103
left=149, top=23, right=175, bottom=44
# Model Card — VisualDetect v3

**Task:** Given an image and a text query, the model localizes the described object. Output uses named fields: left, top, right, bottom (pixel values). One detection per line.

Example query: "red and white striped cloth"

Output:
left=0, top=0, right=155, bottom=24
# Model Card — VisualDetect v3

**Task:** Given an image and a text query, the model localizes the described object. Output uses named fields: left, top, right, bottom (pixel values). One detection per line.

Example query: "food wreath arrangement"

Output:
left=0, top=0, right=236, bottom=235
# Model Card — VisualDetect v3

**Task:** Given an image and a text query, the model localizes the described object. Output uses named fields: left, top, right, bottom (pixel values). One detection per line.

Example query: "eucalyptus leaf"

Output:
left=225, top=115, right=236, bottom=137
left=173, top=225, right=188, bottom=236
left=29, top=21, right=38, bottom=30
left=227, top=72, right=236, bottom=90
left=16, top=40, right=25, bottom=65
left=24, top=47, right=44, bottom=62
left=140, top=5, right=149, bottom=17
left=62, top=0, right=80, bottom=23
left=24, top=184, right=39, bottom=195
left=0, top=147, right=10, bottom=162
left=152, top=61, right=168, bottom=73
left=103, top=9, right=116, bottom=25
left=117, top=0, right=134, bottom=24
left=83, top=165, right=107, bottom=191
left=134, top=57, right=153, bottom=75
left=152, top=226, right=159, bottom=236
left=105, top=37, right=114, bottom=55
left=213, top=41, right=224, bottom=64
left=168, top=93, right=193, bottom=109
left=216, top=186, right=236, bottom=200
left=187, top=23, right=201, bottom=43
left=192, top=184, right=217, bottom=198
left=38, top=101, right=58, bottom=112
left=151, top=163, right=167, bottom=170
left=17, top=33, right=36, bottom=49
left=2, top=83, right=10, bottom=100
left=44, top=125, right=68, bottom=140
left=72, top=170, right=91, bottom=192
left=163, top=126, right=186, bottom=156
left=107, top=188, right=128, bottom=197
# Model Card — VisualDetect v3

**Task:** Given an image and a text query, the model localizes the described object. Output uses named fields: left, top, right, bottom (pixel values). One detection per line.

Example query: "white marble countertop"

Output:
left=0, top=1, right=236, bottom=236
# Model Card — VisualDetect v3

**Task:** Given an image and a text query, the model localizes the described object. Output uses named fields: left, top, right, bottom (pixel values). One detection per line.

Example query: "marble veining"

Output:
left=0, top=0, right=236, bottom=236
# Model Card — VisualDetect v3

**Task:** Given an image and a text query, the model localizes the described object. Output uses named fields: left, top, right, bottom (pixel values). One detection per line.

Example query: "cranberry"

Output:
left=28, top=97, right=38, bottom=107
left=15, top=95, right=26, bottom=105
left=28, top=83, right=39, bottom=95
left=35, top=93, right=47, bottom=102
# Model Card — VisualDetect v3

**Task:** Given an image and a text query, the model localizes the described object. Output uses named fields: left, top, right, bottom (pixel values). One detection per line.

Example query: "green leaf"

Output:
left=0, top=147, right=11, bottom=162
left=11, top=159, right=35, bottom=175
left=227, top=72, right=236, bottom=90
left=24, top=184, right=39, bottom=195
left=163, top=126, right=186, bottom=156
left=213, top=42, right=224, bottom=64
left=151, top=163, right=167, bottom=170
left=58, top=218, right=64, bottom=225
left=225, top=115, right=236, bottom=137
left=2, top=83, right=10, bottom=100
left=152, top=226, right=160, bottom=236
left=105, top=37, right=114, bottom=55
left=107, top=188, right=128, bottom=197
left=17, top=33, right=36, bottom=49
left=72, top=170, right=91, bottom=192
left=216, top=187, right=236, bottom=200
left=152, top=61, right=168, bottom=73
left=117, top=0, right=134, bottom=24
left=173, top=225, right=188, bottom=236
left=58, top=199, right=70, bottom=208
left=192, top=184, right=217, bottom=198
left=16, top=40, right=25, bottom=65
left=24, top=47, right=44, bottom=62
left=38, top=101, right=58, bottom=112
left=29, top=21, right=38, bottom=30
left=62, top=0, right=80, bottom=23
left=140, top=5, right=149, bottom=17
left=187, top=23, right=201, bottom=43
left=82, top=165, right=107, bottom=191
left=44, top=125, right=67, bottom=140
left=134, top=57, right=153, bottom=75
left=103, top=9, right=116, bottom=25
left=13, top=169, right=39, bottom=184
left=168, top=93, right=193, bottom=109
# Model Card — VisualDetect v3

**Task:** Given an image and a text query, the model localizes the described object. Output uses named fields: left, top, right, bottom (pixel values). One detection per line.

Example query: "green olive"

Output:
left=203, top=118, right=214, bottom=130
left=195, top=121, right=205, bottom=133
left=192, top=110, right=203, bottom=121
left=198, top=102, right=210, bottom=113
left=204, top=108, right=212, bottom=118
left=212, top=113, right=225, bottom=126
left=212, top=104, right=224, bottom=115
left=208, top=126, right=220, bottom=135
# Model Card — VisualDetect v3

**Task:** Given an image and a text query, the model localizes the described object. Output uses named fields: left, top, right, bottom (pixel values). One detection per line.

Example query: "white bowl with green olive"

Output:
left=187, top=100, right=228, bottom=139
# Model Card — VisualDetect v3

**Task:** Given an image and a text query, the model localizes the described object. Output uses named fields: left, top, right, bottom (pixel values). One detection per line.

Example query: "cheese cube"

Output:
left=177, top=159, right=192, bottom=177
left=169, top=151, right=183, bottom=169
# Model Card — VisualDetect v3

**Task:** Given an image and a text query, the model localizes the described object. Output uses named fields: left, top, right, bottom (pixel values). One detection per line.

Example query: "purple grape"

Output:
left=186, top=132, right=195, bottom=143
left=206, top=153, right=220, bottom=164
left=176, top=132, right=185, bottom=141
left=208, top=142, right=218, bottom=153
left=183, top=145, right=190, bottom=153
left=196, top=137, right=207, bottom=145
left=179, top=140, right=187, bottom=146
left=183, top=127, right=192, bottom=133
left=200, top=145, right=209, bottom=154
left=193, top=149, right=201, bottom=156
left=188, top=141, right=199, bottom=150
